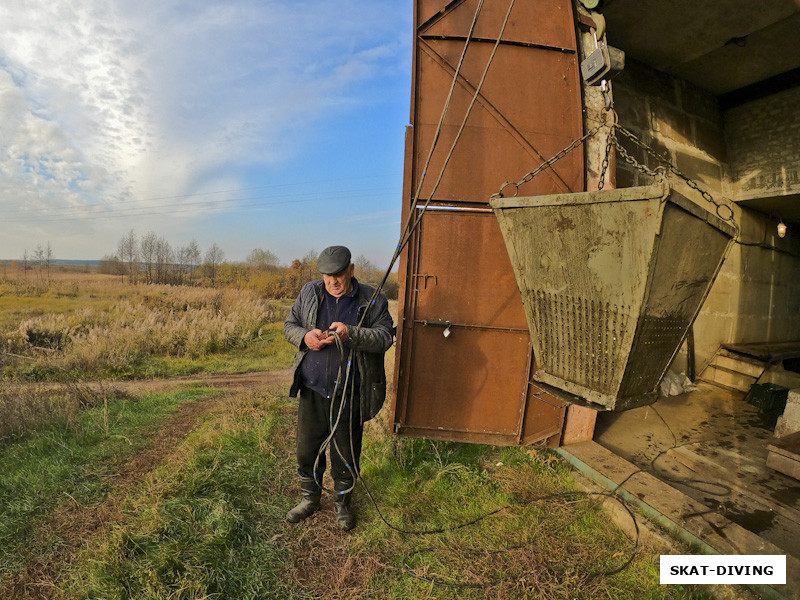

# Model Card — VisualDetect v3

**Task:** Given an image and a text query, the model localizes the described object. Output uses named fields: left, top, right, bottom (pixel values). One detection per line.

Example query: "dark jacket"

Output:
left=284, top=279, right=394, bottom=423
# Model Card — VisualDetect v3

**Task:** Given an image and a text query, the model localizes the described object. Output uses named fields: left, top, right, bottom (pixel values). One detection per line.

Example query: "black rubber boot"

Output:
left=286, top=477, right=321, bottom=523
left=333, top=489, right=355, bottom=531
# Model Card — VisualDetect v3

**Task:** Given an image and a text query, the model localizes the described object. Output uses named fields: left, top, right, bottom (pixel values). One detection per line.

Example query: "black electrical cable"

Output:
left=383, top=487, right=640, bottom=589
left=307, top=0, right=491, bottom=490
left=301, top=0, right=645, bottom=589
left=646, top=404, right=732, bottom=496
left=604, top=402, right=734, bottom=501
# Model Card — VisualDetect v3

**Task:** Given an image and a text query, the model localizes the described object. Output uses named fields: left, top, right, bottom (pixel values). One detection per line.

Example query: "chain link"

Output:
left=613, top=124, right=735, bottom=222
left=597, top=128, right=614, bottom=190
left=492, top=124, right=605, bottom=199
left=492, top=108, right=737, bottom=226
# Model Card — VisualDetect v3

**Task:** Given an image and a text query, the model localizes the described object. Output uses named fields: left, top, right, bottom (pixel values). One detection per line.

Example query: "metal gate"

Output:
left=391, top=0, right=585, bottom=445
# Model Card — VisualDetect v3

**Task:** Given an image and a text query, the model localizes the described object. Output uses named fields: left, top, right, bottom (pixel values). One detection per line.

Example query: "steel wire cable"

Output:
left=356, top=0, right=512, bottom=326
left=310, top=2, right=646, bottom=588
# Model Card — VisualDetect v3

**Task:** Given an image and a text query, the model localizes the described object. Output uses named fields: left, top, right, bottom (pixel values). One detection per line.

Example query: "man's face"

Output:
left=323, top=263, right=354, bottom=298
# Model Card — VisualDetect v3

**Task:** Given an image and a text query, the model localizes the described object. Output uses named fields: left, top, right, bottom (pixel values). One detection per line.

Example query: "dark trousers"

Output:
left=296, top=386, right=363, bottom=490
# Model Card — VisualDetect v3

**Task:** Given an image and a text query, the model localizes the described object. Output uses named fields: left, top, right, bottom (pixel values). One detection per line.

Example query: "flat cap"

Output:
left=317, top=245, right=351, bottom=275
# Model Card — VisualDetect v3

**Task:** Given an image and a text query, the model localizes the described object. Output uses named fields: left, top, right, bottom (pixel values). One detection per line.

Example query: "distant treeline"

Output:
left=97, top=229, right=398, bottom=299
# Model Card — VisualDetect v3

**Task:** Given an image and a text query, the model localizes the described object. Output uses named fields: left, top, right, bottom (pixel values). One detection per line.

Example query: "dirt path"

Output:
left=2, top=368, right=294, bottom=395
left=2, top=369, right=293, bottom=600
left=108, top=367, right=294, bottom=393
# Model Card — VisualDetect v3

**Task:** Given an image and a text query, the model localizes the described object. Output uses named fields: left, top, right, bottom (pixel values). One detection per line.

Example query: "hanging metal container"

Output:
left=491, top=183, right=736, bottom=410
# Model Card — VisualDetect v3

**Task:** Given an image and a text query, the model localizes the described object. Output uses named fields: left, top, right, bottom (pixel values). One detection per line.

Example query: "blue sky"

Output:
left=0, top=0, right=412, bottom=267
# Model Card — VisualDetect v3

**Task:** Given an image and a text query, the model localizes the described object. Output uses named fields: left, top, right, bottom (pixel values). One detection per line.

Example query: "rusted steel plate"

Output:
left=394, top=208, right=568, bottom=444
left=402, top=324, right=530, bottom=435
left=522, top=383, right=568, bottom=445
left=412, top=209, right=528, bottom=327
left=396, top=210, right=529, bottom=437
left=418, top=0, right=577, bottom=51
left=411, top=0, right=584, bottom=204
left=393, top=0, right=583, bottom=445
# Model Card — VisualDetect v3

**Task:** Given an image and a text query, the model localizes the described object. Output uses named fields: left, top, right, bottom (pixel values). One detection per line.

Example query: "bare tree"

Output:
left=44, top=240, right=55, bottom=285
left=117, top=229, right=139, bottom=284
left=246, top=248, right=279, bottom=270
left=184, top=239, right=201, bottom=284
left=155, top=237, right=173, bottom=284
left=302, top=249, right=318, bottom=283
left=174, top=246, right=188, bottom=285
left=354, top=254, right=384, bottom=287
left=140, top=231, right=158, bottom=284
left=354, top=254, right=377, bottom=273
left=203, top=243, right=224, bottom=286
left=33, top=245, right=45, bottom=283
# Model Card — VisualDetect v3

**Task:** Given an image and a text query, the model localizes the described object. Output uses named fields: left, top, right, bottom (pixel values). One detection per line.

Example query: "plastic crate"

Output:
left=749, top=383, right=789, bottom=411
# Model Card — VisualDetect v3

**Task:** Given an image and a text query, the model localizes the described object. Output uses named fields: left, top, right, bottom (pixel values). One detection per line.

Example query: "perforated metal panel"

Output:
left=531, top=292, right=632, bottom=396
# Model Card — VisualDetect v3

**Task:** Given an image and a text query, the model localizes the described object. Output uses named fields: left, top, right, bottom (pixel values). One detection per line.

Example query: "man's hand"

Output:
left=304, top=328, right=335, bottom=351
left=328, top=322, right=349, bottom=343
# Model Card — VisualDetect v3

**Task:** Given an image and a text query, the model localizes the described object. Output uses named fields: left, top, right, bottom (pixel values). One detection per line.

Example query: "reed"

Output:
left=2, top=280, right=291, bottom=380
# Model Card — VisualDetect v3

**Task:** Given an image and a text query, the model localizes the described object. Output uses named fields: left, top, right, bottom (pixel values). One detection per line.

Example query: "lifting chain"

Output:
left=612, top=124, right=736, bottom=223
left=491, top=123, right=605, bottom=200
left=493, top=106, right=737, bottom=226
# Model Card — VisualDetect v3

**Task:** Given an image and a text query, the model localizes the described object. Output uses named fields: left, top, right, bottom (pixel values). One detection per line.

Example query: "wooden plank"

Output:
left=722, top=341, right=800, bottom=363
left=713, top=354, right=766, bottom=378
left=767, top=431, right=800, bottom=479
left=769, top=430, right=800, bottom=454
left=766, top=450, right=800, bottom=480
left=701, top=363, right=757, bottom=391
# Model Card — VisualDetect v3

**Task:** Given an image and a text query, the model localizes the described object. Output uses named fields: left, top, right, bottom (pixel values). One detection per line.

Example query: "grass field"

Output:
left=0, top=272, right=711, bottom=599
left=1, top=272, right=294, bottom=383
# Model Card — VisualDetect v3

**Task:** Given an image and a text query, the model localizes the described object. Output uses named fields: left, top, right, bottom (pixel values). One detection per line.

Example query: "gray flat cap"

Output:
left=317, top=245, right=351, bottom=275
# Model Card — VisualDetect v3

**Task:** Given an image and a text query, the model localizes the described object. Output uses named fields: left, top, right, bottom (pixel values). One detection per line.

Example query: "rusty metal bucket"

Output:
left=491, top=183, right=736, bottom=410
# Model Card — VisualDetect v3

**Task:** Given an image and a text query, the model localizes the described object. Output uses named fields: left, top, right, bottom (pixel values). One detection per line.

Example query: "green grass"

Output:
left=0, top=388, right=214, bottom=577
left=69, top=387, right=310, bottom=600
left=132, top=322, right=296, bottom=379
left=2, top=384, right=711, bottom=600
left=339, top=435, right=699, bottom=600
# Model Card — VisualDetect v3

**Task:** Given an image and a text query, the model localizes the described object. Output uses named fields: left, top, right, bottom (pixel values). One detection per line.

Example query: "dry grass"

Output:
left=0, top=382, right=123, bottom=445
left=1, top=274, right=291, bottom=381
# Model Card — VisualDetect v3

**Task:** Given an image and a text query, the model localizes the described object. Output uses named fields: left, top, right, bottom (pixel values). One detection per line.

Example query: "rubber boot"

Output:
left=333, top=489, right=355, bottom=531
left=286, top=477, right=321, bottom=523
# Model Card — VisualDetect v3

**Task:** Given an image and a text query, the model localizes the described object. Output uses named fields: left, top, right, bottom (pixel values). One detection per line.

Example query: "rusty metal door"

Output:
left=391, top=0, right=585, bottom=445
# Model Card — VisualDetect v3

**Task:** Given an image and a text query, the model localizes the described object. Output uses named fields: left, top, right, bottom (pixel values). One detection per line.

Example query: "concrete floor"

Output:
left=593, top=381, right=800, bottom=560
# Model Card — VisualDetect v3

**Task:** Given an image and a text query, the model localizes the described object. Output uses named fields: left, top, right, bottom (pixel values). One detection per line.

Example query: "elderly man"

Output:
left=283, top=246, right=394, bottom=530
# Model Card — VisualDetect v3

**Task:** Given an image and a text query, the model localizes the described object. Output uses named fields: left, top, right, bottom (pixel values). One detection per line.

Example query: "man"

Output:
left=283, top=246, right=394, bottom=530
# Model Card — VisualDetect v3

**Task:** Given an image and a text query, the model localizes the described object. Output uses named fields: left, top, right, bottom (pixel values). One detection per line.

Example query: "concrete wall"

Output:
left=608, top=60, right=800, bottom=374
left=696, top=209, right=800, bottom=372
left=725, top=86, right=800, bottom=200
left=611, top=59, right=728, bottom=195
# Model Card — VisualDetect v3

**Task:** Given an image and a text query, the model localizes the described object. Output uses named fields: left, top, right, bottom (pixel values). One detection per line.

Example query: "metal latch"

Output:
left=580, top=13, right=624, bottom=86
left=423, top=319, right=452, bottom=338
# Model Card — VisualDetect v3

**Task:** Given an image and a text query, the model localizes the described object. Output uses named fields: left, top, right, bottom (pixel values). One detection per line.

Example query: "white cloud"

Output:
left=0, top=0, right=409, bottom=257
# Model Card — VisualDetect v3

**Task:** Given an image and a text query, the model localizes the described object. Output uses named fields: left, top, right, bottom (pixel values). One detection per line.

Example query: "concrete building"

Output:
left=392, top=4, right=800, bottom=594
left=600, top=1, right=800, bottom=388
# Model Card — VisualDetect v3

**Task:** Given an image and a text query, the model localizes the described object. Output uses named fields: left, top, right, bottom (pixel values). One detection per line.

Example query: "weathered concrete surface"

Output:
left=775, top=389, right=800, bottom=438
left=585, top=381, right=800, bottom=597
left=560, top=439, right=800, bottom=599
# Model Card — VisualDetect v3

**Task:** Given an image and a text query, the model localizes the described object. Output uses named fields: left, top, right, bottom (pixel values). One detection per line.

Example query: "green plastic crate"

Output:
left=748, top=383, right=789, bottom=411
